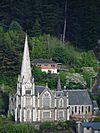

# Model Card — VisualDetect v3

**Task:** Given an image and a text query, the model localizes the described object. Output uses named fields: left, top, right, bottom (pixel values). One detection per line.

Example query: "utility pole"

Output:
left=62, top=0, right=67, bottom=43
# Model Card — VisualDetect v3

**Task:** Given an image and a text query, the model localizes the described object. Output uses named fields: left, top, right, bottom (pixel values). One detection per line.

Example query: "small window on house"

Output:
left=38, top=64, right=41, bottom=66
left=44, top=64, right=48, bottom=66
left=51, top=64, right=55, bottom=67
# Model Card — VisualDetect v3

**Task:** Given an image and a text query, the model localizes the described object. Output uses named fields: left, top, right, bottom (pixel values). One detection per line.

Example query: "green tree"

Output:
left=81, top=67, right=97, bottom=88
left=9, top=21, right=23, bottom=32
left=53, top=46, right=67, bottom=64
left=32, top=19, right=41, bottom=36
left=0, top=86, right=9, bottom=115
left=66, top=72, right=87, bottom=89
left=81, top=51, right=98, bottom=68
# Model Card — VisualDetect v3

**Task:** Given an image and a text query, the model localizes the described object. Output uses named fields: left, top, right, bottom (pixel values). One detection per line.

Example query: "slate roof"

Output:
left=32, top=59, right=56, bottom=64
left=35, top=86, right=92, bottom=105
left=55, top=91, right=63, bottom=97
left=35, top=86, right=45, bottom=95
left=81, top=122, right=100, bottom=130
left=65, top=90, right=92, bottom=105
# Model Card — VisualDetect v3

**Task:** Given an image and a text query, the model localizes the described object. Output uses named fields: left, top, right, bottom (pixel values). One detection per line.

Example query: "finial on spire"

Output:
left=45, top=83, right=48, bottom=88
left=57, top=76, right=61, bottom=91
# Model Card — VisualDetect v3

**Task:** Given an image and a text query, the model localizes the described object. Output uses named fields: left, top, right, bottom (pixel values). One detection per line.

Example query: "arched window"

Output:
left=85, top=106, right=87, bottom=114
left=82, top=106, right=84, bottom=113
left=59, top=98, right=64, bottom=108
left=75, top=106, right=77, bottom=113
left=42, top=91, right=51, bottom=107
left=88, top=106, right=90, bottom=112
left=72, top=107, right=74, bottom=115
left=79, top=107, right=80, bottom=114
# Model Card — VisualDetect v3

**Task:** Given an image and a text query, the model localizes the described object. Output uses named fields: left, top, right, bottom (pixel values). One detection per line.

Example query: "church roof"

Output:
left=35, top=85, right=92, bottom=105
left=35, top=86, right=45, bottom=95
left=67, top=90, right=92, bottom=105
left=55, top=91, right=63, bottom=97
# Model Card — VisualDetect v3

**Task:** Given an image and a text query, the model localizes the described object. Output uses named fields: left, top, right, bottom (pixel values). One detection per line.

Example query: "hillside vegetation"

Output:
left=0, top=0, right=100, bottom=50
left=0, top=26, right=98, bottom=90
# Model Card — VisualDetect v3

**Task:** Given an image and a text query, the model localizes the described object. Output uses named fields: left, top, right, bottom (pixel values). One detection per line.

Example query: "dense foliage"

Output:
left=93, top=116, right=100, bottom=122
left=0, top=0, right=100, bottom=50
left=0, top=89, right=8, bottom=115
left=94, top=95, right=100, bottom=108
left=0, top=27, right=25, bottom=90
left=39, top=120, right=75, bottom=132
left=0, top=117, right=75, bottom=133
left=0, top=124, right=35, bottom=133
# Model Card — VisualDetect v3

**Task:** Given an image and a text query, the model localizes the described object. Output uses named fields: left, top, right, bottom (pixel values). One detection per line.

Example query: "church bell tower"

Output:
left=15, top=34, right=36, bottom=122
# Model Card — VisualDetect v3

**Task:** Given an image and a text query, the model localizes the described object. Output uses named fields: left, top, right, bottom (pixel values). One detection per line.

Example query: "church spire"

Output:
left=57, top=76, right=61, bottom=91
left=21, top=33, right=32, bottom=82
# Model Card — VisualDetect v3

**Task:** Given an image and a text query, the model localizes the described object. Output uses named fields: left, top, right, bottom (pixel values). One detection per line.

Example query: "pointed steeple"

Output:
left=21, top=33, right=32, bottom=82
left=57, top=76, right=61, bottom=91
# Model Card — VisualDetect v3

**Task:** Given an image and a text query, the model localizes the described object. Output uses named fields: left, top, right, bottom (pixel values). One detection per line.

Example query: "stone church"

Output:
left=9, top=34, right=93, bottom=122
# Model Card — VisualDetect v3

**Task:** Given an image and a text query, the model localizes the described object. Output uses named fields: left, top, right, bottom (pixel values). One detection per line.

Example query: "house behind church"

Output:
left=32, top=58, right=58, bottom=74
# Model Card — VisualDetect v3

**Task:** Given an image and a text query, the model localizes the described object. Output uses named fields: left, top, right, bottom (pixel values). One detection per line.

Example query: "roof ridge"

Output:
left=35, top=85, right=45, bottom=87
left=65, top=89, right=87, bottom=91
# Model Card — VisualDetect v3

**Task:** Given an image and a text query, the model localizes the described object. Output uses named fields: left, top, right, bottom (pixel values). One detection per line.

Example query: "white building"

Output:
left=9, top=34, right=93, bottom=122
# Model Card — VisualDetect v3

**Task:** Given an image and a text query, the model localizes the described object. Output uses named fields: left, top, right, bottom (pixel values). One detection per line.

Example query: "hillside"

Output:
left=0, top=28, right=98, bottom=90
left=0, top=0, right=100, bottom=50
